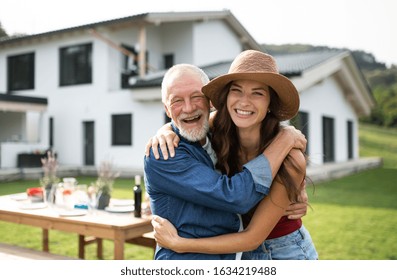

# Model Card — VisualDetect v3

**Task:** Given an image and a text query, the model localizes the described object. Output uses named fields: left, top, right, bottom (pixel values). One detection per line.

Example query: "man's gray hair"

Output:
left=161, top=64, right=210, bottom=104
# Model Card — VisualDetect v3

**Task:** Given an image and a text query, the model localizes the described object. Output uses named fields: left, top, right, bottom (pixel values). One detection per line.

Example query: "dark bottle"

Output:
left=134, top=175, right=142, bottom=218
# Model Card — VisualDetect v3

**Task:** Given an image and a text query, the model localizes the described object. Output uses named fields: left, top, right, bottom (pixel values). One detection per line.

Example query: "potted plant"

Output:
left=94, top=160, right=120, bottom=209
left=40, top=150, right=60, bottom=202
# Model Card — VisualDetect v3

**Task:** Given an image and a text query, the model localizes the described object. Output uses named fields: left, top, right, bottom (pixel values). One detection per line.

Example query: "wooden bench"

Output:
left=0, top=243, right=79, bottom=260
left=126, top=231, right=156, bottom=249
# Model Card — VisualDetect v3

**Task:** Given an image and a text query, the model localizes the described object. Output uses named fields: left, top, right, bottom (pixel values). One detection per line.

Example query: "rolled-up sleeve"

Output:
left=243, top=154, right=272, bottom=195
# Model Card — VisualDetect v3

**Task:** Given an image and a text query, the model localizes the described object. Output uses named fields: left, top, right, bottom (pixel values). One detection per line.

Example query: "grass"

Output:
left=303, top=168, right=397, bottom=259
left=358, top=123, right=397, bottom=168
left=1, top=123, right=397, bottom=259
left=302, top=123, right=397, bottom=259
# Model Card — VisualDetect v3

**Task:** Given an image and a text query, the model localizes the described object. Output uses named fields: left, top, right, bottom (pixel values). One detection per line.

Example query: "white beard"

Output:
left=179, top=120, right=209, bottom=142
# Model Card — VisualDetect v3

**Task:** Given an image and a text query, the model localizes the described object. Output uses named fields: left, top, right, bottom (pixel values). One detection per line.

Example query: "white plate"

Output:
left=9, top=193, right=28, bottom=201
left=105, top=206, right=134, bottom=213
left=110, top=199, right=134, bottom=207
left=57, top=209, right=88, bottom=217
left=19, top=202, right=47, bottom=210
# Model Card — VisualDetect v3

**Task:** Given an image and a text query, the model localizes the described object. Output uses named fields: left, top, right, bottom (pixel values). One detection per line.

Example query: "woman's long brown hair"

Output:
left=211, top=85, right=304, bottom=204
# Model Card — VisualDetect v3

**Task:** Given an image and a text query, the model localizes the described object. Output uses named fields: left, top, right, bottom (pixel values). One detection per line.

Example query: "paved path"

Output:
left=0, top=243, right=78, bottom=260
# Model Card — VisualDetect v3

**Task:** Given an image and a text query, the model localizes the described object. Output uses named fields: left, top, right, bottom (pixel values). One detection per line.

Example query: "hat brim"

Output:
left=202, top=72, right=300, bottom=121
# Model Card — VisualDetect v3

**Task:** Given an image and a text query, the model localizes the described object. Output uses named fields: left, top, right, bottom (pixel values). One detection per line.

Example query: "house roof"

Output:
left=273, top=50, right=348, bottom=76
left=129, top=49, right=348, bottom=87
left=0, top=10, right=261, bottom=50
left=0, top=94, right=47, bottom=112
left=129, top=49, right=375, bottom=117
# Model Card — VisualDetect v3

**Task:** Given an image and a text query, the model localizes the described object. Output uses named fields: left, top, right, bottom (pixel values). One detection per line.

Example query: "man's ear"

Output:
left=164, top=104, right=171, bottom=118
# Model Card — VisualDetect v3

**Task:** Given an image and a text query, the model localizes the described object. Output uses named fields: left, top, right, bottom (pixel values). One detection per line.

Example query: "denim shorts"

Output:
left=241, top=225, right=318, bottom=260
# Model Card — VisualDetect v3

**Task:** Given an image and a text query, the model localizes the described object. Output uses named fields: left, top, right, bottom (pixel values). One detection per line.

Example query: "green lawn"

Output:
left=303, top=168, right=397, bottom=259
left=0, top=123, right=396, bottom=259
left=359, top=123, right=397, bottom=168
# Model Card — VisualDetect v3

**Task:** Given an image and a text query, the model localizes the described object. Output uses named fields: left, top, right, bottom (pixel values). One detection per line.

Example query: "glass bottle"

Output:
left=134, top=175, right=142, bottom=218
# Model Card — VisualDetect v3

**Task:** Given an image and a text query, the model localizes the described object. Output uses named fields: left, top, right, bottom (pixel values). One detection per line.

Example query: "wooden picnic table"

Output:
left=0, top=193, right=153, bottom=259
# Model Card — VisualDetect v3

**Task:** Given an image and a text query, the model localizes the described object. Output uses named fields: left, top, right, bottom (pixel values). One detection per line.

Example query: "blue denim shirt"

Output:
left=144, top=124, right=272, bottom=260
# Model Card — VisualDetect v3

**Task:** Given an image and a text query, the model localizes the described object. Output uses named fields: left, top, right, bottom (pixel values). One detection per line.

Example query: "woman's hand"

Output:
left=151, top=215, right=181, bottom=250
left=145, top=123, right=180, bottom=160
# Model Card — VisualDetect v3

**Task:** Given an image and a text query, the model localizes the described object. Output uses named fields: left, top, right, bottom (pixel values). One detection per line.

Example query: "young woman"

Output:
left=151, top=50, right=318, bottom=260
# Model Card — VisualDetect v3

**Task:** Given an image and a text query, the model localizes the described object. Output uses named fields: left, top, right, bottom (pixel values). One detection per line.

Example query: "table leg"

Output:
left=97, top=238, right=103, bottom=259
left=78, top=235, right=104, bottom=259
left=78, top=235, right=85, bottom=259
left=42, top=229, right=49, bottom=252
left=114, top=239, right=124, bottom=260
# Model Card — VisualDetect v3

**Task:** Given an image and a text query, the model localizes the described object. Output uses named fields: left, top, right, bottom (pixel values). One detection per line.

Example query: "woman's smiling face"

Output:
left=227, top=79, right=271, bottom=130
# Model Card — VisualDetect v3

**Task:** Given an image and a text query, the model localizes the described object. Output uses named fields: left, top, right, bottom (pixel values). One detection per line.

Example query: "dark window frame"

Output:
left=347, top=120, right=354, bottom=159
left=7, top=52, right=35, bottom=91
left=163, top=53, right=174, bottom=69
left=111, top=114, right=132, bottom=146
left=121, top=44, right=139, bottom=88
left=49, top=117, right=54, bottom=148
left=59, top=43, right=92, bottom=86
left=322, top=116, right=335, bottom=163
left=120, top=45, right=149, bottom=88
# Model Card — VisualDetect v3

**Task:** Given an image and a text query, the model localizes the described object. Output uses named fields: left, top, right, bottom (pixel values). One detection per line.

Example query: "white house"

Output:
left=0, top=10, right=376, bottom=179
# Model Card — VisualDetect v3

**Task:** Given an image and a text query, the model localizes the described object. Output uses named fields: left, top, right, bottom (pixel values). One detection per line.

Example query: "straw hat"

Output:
left=202, top=50, right=299, bottom=120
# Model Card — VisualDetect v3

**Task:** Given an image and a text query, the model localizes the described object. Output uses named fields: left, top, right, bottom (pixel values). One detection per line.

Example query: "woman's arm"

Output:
left=152, top=180, right=289, bottom=253
left=152, top=149, right=306, bottom=254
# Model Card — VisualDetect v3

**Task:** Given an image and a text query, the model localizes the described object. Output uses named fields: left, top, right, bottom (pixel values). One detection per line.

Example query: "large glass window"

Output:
left=112, top=114, right=132, bottom=146
left=59, top=43, right=92, bottom=86
left=7, top=52, right=35, bottom=91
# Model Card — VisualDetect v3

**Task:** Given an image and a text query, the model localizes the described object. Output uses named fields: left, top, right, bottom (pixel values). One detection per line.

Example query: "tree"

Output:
left=362, top=84, right=397, bottom=127
left=0, top=21, right=8, bottom=38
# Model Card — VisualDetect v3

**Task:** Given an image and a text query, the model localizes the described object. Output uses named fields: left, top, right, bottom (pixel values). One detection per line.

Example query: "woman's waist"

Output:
left=266, top=216, right=302, bottom=239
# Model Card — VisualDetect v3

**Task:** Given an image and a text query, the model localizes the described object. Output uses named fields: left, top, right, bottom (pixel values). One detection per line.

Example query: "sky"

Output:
left=1, top=0, right=396, bottom=67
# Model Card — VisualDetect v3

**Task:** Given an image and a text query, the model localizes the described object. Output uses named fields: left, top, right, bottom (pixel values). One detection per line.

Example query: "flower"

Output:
left=39, top=150, right=60, bottom=187
left=93, top=160, right=120, bottom=195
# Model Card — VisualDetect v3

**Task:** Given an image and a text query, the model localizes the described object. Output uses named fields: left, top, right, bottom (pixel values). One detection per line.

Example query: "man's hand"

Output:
left=285, top=202, right=307, bottom=220
left=144, top=123, right=180, bottom=160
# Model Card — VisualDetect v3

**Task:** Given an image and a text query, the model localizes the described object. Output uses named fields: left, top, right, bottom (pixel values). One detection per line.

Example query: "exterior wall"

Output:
left=193, top=20, right=242, bottom=66
left=298, top=76, right=358, bottom=165
left=158, top=22, right=193, bottom=65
